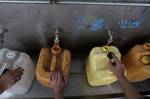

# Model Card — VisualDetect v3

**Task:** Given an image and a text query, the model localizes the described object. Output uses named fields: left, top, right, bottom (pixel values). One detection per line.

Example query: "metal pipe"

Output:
left=0, top=0, right=49, bottom=4
left=0, top=0, right=150, bottom=7
left=59, top=1, right=150, bottom=6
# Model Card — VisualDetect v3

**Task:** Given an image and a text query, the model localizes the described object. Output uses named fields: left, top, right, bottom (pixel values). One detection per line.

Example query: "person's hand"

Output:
left=50, top=71, right=68, bottom=94
left=108, top=52, right=126, bottom=80
left=0, top=67, right=24, bottom=94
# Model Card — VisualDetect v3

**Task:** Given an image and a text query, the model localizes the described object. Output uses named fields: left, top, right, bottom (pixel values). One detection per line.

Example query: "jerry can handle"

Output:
left=141, top=55, right=150, bottom=65
left=143, top=43, right=150, bottom=50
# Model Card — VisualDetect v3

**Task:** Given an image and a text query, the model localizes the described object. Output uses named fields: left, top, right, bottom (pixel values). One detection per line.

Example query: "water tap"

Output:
left=0, top=27, right=8, bottom=44
left=107, top=29, right=113, bottom=46
left=54, top=28, right=60, bottom=45
left=52, top=28, right=61, bottom=55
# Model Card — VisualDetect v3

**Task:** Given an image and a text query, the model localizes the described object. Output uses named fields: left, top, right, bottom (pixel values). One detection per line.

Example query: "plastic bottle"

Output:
left=0, top=48, right=35, bottom=95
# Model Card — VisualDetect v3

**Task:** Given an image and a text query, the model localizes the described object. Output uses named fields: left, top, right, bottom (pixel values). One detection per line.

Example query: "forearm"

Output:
left=54, top=91, right=64, bottom=99
left=0, top=89, right=4, bottom=94
left=118, top=77, right=142, bottom=99
left=0, top=85, right=5, bottom=94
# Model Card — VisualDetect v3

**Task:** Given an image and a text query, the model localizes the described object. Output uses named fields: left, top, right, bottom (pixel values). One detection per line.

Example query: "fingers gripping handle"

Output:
left=107, top=52, right=117, bottom=65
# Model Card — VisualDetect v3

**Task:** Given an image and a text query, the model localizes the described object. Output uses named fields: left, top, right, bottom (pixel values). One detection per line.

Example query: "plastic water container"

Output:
left=86, top=46, right=121, bottom=86
left=0, top=48, right=35, bottom=95
left=122, top=43, right=150, bottom=82
left=36, top=47, right=71, bottom=88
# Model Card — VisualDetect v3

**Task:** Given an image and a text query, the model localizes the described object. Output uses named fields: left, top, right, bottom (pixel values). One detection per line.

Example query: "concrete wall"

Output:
left=0, top=3, right=149, bottom=54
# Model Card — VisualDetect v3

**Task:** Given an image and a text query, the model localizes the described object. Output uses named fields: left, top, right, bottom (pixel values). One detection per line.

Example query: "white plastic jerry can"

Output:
left=0, top=48, right=35, bottom=95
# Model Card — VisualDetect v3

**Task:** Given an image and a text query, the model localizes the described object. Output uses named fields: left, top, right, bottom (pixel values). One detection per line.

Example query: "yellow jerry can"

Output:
left=36, top=30, right=71, bottom=87
left=36, top=46, right=71, bottom=87
left=122, top=43, right=150, bottom=82
left=86, top=46, right=121, bottom=86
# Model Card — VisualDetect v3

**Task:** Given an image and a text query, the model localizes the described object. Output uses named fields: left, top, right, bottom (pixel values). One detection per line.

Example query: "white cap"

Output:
left=6, top=51, right=16, bottom=59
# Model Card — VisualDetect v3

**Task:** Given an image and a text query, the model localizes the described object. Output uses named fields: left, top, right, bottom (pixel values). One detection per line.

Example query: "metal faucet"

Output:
left=54, top=28, right=60, bottom=45
left=0, top=27, right=8, bottom=44
left=107, top=29, right=113, bottom=46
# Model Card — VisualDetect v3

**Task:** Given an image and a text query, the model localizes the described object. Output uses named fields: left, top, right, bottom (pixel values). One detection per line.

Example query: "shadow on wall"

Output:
left=119, top=34, right=150, bottom=55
